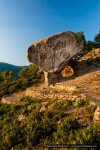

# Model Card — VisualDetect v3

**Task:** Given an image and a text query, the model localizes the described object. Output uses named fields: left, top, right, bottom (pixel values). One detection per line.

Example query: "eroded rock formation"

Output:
left=27, top=31, right=84, bottom=85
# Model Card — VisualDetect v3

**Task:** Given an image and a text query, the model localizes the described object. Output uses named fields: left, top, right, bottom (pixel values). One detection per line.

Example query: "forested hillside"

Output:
left=0, top=64, right=43, bottom=99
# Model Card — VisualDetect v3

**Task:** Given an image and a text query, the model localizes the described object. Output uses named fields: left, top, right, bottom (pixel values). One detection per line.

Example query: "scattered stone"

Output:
left=40, top=105, right=46, bottom=112
left=18, top=115, right=26, bottom=122
left=68, top=86, right=78, bottom=92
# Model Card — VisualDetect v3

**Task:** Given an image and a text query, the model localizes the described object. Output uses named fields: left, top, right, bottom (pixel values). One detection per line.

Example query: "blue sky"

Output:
left=0, top=0, right=100, bottom=66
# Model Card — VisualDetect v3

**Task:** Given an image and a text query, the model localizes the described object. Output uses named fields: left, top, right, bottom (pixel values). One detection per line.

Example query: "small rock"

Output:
left=68, top=86, right=78, bottom=92
left=93, top=106, right=100, bottom=123
left=40, top=106, right=45, bottom=112
left=18, top=115, right=26, bottom=122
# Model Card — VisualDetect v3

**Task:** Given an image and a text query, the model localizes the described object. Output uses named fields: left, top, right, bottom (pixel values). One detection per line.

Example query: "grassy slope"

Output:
left=0, top=48, right=100, bottom=149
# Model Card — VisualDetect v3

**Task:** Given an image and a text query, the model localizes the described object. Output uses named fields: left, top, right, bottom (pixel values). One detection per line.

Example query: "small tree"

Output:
left=76, top=31, right=86, bottom=45
left=85, top=41, right=94, bottom=51
left=94, top=30, right=100, bottom=43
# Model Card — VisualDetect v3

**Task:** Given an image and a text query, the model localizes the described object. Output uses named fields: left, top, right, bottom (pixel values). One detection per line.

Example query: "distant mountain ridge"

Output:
left=0, top=62, right=28, bottom=76
left=0, top=62, right=22, bottom=70
left=0, top=62, right=24, bottom=71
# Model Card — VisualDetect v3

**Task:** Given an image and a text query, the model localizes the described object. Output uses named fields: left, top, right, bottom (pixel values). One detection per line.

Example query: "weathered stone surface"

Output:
left=27, top=31, right=84, bottom=85
left=61, top=66, right=74, bottom=77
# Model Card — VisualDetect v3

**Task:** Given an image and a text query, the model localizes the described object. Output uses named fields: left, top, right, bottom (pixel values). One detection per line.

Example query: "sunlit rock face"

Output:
left=27, top=31, right=84, bottom=85
left=93, top=106, right=100, bottom=123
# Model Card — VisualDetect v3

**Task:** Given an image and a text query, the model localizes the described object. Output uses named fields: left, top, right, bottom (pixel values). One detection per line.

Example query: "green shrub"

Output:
left=53, top=118, right=79, bottom=144
left=86, top=104, right=97, bottom=114
left=73, top=97, right=89, bottom=107
left=0, top=97, right=100, bottom=149
left=73, top=99, right=85, bottom=107
left=0, top=64, right=43, bottom=99
left=20, top=96, right=33, bottom=103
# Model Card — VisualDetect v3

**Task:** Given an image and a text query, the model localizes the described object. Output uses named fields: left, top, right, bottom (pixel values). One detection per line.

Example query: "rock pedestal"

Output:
left=27, top=31, right=84, bottom=86
left=44, top=72, right=62, bottom=86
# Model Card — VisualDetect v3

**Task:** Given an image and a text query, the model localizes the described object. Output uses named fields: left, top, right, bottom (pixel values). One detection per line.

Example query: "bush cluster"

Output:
left=0, top=97, right=100, bottom=149
left=0, top=64, right=43, bottom=99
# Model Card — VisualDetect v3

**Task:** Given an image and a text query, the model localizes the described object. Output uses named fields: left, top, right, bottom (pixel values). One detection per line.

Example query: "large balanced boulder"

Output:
left=27, top=31, right=84, bottom=85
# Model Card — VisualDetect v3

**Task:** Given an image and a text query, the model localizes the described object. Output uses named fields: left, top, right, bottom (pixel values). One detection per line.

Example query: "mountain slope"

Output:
left=0, top=62, right=29, bottom=76
left=0, top=62, right=22, bottom=70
